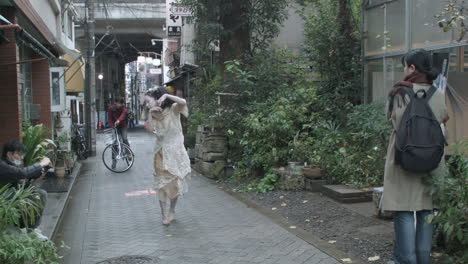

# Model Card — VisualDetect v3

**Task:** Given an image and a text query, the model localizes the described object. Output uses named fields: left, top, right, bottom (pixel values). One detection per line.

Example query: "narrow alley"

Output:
left=55, top=128, right=339, bottom=264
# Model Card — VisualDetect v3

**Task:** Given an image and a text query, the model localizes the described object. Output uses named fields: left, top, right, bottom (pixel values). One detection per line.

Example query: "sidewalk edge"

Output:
left=50, top=161, right=82, bottom=241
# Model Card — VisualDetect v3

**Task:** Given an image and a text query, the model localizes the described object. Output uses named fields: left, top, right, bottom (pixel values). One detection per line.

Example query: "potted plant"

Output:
left=303, top=151, right=323, bottom=179
left=0, top=185, right=65, bottom=263
left=54, top=151, right=68, bottom=178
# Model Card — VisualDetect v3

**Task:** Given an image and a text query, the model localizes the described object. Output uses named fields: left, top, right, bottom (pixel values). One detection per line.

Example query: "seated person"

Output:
left=0, top=140, right=51, bottom=240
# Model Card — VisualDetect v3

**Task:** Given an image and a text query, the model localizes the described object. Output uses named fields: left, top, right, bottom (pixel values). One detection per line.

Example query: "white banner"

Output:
left=170, top=4, right=193, bottom=16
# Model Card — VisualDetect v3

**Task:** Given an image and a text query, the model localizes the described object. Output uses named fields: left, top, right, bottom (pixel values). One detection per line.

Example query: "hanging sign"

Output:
left=170, top=4, right=193, bottom=16
left=168, top=26, right=181, bottom=36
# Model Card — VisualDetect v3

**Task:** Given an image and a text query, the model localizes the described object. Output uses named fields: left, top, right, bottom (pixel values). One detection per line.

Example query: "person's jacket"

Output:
left=0, top=159, right=42, bottom=188
left=108, top=105, right=128, bottom=128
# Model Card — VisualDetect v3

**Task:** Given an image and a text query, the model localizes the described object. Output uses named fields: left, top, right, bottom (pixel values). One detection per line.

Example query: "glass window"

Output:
left=365, top=0, right=405, bottom=56
left=67, top=11, right=73, bottom=39
left=365, top=56, right=404, bottom=102
left=19, top=46, right=32, bottom=121
left=50, top=67, right=65, bottom=112
left=51, top=72, right=60, bottom=105
left=412, top=0, right=453, bottom=48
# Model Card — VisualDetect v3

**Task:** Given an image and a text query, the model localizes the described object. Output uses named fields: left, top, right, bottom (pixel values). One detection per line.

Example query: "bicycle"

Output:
left=102, top=127, right=135, bottom=173
left=71, top=124, right=87, bottom=160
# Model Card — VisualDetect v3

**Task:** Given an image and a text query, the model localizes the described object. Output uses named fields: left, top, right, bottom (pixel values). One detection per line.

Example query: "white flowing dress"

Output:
left=151, top=103, right=191, bottom=200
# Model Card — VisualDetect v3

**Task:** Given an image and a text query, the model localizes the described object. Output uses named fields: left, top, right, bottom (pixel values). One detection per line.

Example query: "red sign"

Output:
left=170, top=5, right=193, bottom=16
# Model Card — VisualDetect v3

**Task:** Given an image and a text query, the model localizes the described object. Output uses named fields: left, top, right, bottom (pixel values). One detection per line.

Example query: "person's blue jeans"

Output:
left=394, top=210, right=434, bottom=264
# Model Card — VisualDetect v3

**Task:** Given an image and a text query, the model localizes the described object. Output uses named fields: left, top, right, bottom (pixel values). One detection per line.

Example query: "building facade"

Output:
left=363, top=0, right=468, bottom=145
left=0, top=0, right=83, bottom=149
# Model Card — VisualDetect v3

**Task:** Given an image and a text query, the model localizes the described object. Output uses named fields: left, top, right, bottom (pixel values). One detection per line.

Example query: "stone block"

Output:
left=196, top=132, right=204, bottom=144
left=197, top=160, right=226, bottom=179
left=274, top=169, right=304, bottom=191
left=195, top=144, right=203, bottom=159
left=203, top=139, right=226, bottom=153
left=202, top=152, right=226, bottom=162
left=373, top=187, right=393, bottom=219
left=321, top=185, right=373, bottom=203
left=304, top=178, right=325, bottom=192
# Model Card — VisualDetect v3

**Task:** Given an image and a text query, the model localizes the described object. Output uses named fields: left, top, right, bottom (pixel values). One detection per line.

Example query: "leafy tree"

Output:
left=303, top=0, right=362, bottom=106
left=181, top=0, right=288, bottom=75
left=436, top=0, right=467, bottom=41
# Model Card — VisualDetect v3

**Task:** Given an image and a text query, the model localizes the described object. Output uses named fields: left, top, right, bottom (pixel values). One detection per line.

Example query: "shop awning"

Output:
left=63, top=52, right=85, bottom=93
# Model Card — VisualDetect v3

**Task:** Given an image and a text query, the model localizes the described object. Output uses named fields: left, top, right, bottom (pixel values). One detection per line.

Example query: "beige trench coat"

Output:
left=383, top=83, right=447, bottom=211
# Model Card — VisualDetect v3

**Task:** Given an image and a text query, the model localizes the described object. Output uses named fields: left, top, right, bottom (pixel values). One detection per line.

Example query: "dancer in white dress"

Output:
left=145, top=87, right=191, bottom=225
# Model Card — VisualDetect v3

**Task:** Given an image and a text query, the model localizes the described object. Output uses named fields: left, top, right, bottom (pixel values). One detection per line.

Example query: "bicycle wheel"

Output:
left=102, top=144, right=134, bottom=173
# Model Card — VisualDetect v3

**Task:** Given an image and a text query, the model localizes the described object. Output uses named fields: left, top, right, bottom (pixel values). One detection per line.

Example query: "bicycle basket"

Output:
left=103, top=129, right=115, bottom=145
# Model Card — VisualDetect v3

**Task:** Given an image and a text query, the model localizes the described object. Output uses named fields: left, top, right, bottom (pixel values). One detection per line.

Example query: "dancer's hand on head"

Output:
left=157, top=94, right=168, bottom=105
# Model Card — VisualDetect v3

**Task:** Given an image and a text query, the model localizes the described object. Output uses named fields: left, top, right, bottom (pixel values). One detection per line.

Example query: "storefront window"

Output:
left=365, top=0, right=405, bottom=56
left=412, top=0, right=453, bottom=48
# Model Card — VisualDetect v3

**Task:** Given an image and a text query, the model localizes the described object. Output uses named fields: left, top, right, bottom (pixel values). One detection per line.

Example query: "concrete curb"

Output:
left=203, top=176, right=366, bottom=264
left=40, top=161, right=82, bottom=240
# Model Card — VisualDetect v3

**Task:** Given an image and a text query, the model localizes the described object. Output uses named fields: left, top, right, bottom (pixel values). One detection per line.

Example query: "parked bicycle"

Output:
left=102, top=127, right=134, bottom=173
left=71, top=123, right=87, bottom=160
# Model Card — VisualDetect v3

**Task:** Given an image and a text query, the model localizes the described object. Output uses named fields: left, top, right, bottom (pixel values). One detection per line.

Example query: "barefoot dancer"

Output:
left=145, top=87, right=191, bottom=225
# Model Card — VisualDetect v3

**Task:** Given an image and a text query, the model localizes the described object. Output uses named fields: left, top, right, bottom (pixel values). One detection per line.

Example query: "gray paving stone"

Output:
left=57, top=130, right=339, bottom=264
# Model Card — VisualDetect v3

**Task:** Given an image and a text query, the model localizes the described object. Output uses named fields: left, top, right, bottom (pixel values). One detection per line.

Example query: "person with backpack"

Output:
left=383, top=49, right=449, bottom=264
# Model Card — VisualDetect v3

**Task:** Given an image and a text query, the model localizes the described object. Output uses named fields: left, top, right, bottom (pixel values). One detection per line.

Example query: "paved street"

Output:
left=55, top=129, right=339, bottom=264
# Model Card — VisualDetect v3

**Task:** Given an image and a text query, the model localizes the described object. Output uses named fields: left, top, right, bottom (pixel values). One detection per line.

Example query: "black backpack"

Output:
left=394, top=86, right=445, bottom=173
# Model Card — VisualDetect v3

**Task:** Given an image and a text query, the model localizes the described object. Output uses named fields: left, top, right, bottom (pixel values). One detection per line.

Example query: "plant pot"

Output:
left=302, top=166, right=323, bottom=179
left=55, top=166, right=66, bottom=178
left=288, top=161, right=300, bottom=169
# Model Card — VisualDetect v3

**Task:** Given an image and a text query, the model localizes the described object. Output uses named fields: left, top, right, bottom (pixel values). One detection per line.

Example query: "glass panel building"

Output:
left=362, top=0, right=468, bottom=145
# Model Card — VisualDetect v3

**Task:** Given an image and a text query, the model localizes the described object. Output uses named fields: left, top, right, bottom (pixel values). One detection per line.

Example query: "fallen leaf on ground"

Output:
left=280, top=196, right=284, bottom=199
left=319, top=220, right=324, bottom=223
left=432, top=252, right=443, bottom=258
left=279, top=167, right=285, bottom=171
left=289, top=226, right=297, bottom=229
left=328, top=240, right=337, bottom=244
left=304, top=219, right=310, bottom=223
left=368, top=256, right=380, bottom=262
left=312, top=215, right=320, bottom=219
left=165, top=234, right=172, bottom=237
left=303, top=200, right=308, bottom=203
left=281, top=202, right=287, bottom=207
left=341, top=258, right=352, bottom=263
left=272, top=207, right=277, bottom=210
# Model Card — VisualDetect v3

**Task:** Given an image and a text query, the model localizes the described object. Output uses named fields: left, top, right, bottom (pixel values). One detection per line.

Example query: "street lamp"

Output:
left=98, top=74, right=104, bottom=80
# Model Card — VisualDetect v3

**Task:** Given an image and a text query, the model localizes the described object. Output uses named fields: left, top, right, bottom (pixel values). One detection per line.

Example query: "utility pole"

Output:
left=84, top=0, right=96, bottom=156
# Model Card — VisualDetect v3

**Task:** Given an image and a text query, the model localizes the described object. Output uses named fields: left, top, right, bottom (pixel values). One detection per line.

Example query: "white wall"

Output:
left=274, top=2, right=305, bottom=53
left=30, top=0, right=61, bottom=39
left=181, top=18, right=195, bottom=65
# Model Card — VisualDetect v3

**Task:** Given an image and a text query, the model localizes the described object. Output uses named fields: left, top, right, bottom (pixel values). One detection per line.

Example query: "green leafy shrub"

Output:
left=0, top=185, right=65, bottom=264
left=240, top=82, right=319, bottom=170
left=308, top=100, right=391, bottom=187
left=341, top=100, right=391, bottom=187
left=22, top=124, right=55, bottom=166
left=429, top=140, right=468, bottom=263
left=255, top=172, right=279, bottom=193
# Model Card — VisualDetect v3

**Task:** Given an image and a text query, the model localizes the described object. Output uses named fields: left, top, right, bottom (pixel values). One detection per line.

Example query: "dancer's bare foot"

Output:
left=167, top=212, right=175, bottom=223
left=162, top=217, right=170, bottom=225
